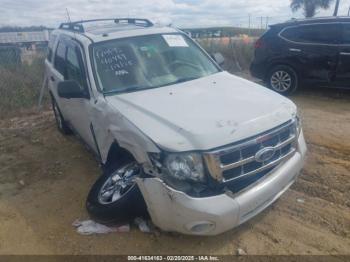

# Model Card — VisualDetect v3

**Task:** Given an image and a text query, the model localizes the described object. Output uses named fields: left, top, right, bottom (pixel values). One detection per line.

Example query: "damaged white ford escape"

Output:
left=45, top=18, right=307, bottom=235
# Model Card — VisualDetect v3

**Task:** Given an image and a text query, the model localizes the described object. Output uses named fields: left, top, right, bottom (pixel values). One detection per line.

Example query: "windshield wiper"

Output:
left=103, top=85, right=148, bottom=95
left=156, top=76, right=200, bottom=88
left=171, top=76, right=200, bottom=85
left=103, top=77, right=200, bottom=95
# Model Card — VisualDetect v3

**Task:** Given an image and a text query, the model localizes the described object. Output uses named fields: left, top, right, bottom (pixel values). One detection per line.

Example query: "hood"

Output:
left=106, top=72, right=297, bottom=152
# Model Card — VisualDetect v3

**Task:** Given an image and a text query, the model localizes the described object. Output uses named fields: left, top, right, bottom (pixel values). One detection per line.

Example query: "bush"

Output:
left=0, top=53, right=47, bottom=117
left=196, top=37, right=255, bottom=72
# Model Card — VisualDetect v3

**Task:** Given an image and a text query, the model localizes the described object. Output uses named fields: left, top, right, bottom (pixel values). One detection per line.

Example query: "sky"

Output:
left=0, top=0, right=350, bottom=28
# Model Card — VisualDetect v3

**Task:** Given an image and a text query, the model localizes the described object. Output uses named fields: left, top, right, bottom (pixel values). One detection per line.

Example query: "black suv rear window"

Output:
left=280, top=24, right=339, bottom=44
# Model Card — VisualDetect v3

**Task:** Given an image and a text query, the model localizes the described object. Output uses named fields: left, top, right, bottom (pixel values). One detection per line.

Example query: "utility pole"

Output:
left=260, top=16, right=263, bottom=29
left=333, top=0, right=340, bottom=16
left=248, top=14, right=251, bottom=34
left=266, top=16, right=269, bottom=29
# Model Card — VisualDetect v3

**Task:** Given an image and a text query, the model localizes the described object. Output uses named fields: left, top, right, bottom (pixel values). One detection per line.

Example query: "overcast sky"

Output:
left=1, top=0, right=350, bottom=28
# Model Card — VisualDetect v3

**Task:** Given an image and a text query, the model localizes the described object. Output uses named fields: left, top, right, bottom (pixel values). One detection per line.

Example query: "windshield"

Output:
left=92, top=33, right=220, bottom=94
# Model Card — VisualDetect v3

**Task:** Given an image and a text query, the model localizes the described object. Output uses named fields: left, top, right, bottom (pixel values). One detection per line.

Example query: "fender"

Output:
left=89, top=97, right=160, bottom=166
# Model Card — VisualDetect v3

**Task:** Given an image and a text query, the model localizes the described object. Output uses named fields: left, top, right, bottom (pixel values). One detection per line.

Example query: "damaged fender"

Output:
left=90, top=97, right=160, bottom=165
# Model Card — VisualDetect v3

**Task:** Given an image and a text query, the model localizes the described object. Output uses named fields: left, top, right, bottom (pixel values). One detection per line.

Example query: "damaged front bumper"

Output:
left=137, top=131, right=307, bottom=235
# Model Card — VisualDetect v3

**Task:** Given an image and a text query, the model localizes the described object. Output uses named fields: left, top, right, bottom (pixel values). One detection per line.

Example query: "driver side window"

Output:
left=66, top=45, right=85, bottom=90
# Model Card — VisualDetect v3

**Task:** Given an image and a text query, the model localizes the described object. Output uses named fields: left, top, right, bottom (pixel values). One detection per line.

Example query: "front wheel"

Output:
left=86, top=157, right=148, bottom=225
left=267, top=65, right=298, bottom=95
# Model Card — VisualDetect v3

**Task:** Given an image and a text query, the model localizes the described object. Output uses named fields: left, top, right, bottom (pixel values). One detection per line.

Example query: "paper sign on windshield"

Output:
left=162, top=35, right=188, bottom=47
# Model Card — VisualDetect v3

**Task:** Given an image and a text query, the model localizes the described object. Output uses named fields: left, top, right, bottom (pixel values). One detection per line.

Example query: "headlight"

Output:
left=163, top=153, right=205, bottom=182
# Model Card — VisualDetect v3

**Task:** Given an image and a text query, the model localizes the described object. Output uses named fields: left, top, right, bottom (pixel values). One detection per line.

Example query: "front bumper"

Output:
left=137, top=131, right=307, bottom=235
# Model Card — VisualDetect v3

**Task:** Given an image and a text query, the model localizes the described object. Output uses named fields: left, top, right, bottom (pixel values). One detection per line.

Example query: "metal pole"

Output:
left=248, top=14, right=251, bottom=35
left=37, top=75, right=47, bottom=110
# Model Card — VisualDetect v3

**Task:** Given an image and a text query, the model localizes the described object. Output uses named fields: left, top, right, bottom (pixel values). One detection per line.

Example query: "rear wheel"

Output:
left=51, top=97, right=72, bottom=135
left=267, top=65, right=298, bottom=95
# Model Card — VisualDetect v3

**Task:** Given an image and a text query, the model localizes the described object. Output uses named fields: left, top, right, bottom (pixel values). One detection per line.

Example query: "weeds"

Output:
left=0, top=53, right=46, bottom=118
left=196, top=37, right=255, bottom=72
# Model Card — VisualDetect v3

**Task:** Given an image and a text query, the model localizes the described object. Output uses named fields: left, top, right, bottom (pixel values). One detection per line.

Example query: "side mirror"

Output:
left=212, top=52, right=225, bottom=66
left=57, top=80, right=88, bottom=99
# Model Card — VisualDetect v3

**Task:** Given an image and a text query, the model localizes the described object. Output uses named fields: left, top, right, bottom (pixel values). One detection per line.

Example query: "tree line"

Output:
left=291, top=0, right=342, bottom=18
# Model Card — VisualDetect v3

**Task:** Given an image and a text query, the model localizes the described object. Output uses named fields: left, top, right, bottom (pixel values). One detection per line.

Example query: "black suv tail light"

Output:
left=254, top=39, right=265, bottom=49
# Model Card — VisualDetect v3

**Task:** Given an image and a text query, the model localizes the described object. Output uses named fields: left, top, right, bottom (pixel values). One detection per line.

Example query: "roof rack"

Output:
left=59, top=18, right=153, bottom=33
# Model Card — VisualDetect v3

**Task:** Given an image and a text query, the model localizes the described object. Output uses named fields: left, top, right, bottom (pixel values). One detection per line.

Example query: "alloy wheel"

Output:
left=270, top=70, right=292, bottom=92
left=98, top=162, right=139, bottom=205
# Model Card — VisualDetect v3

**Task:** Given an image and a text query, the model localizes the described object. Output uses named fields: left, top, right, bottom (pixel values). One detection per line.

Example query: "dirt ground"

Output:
left=0, top=87, right=349, bottom=255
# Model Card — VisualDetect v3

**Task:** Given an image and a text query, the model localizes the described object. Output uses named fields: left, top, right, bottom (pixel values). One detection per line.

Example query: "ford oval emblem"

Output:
left=255, top=147, right=276, bottom=162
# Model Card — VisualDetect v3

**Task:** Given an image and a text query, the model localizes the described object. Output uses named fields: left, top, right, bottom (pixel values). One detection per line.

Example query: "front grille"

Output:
left=204, top=120, right=298, bottom=189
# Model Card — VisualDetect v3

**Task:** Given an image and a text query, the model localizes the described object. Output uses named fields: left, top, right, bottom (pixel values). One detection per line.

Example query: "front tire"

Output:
left=267, top=65, right=298, bottom=95
left=86, top=156, right=148, bottom=225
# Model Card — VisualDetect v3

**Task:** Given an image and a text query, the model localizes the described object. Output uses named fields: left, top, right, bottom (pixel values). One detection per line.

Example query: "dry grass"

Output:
left=0, top=54, right=47, bottom=118
left=196, top=37, right=256, bottom=72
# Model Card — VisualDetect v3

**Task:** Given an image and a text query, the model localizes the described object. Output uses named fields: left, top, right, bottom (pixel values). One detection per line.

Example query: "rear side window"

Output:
left=47, top=34, right=57, bottom=62
left=342, top=24, right=350, bottom=44
left=54, top=41, right=67, bottom=75
left=66, top=46, right=85, bottom=87
left=281, top=24, right=340, bottom=44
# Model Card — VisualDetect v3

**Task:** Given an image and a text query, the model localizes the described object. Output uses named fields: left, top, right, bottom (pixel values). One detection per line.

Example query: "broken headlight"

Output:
left=163, top=153, right=206, bottom=182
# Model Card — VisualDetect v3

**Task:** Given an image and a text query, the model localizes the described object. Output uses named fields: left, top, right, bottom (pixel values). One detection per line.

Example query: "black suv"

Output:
left=250, top=17, right=350, bottom=95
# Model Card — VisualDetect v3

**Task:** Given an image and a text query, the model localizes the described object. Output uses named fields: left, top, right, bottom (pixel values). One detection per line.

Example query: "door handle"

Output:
left=50, top=76, right=55, bottom=82
left=289, top=48, right=301, bottom=52
left=340, top=52, right=350, bottom=56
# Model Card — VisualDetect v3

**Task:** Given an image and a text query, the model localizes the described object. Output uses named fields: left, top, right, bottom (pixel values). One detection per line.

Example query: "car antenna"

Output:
left=65, top=8, right=72, bottom=23
left=65, top=8, right=78, bottom=39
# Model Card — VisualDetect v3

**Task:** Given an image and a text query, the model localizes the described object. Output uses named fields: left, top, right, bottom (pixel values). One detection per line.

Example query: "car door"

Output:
left=279, top=23, right=340, bottom=86
left=62, top=40, right=98, bottom=151
left=334, top=23, right=350, bottom=88
left=50, top=37, right=69, bottom=117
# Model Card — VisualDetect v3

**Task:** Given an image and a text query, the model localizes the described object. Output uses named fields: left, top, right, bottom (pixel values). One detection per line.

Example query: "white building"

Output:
left=0, top=30, right=50, bottom=44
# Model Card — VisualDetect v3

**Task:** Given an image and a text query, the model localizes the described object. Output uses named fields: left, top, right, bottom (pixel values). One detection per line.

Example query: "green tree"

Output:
left=290, top=0, right=334, bottom=17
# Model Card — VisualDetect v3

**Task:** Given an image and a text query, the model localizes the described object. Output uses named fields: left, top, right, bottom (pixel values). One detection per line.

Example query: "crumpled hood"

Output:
left=106, top=72, right=297, bottom=152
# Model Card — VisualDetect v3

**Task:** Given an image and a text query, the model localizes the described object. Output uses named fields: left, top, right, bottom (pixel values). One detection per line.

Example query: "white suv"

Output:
left=45, top=18, right=307, bottom=235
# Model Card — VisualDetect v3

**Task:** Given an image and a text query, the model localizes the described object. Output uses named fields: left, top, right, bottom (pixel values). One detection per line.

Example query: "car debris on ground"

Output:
left=72, top=219, right=130, bottom=235
left=236, top=248, right=247, bottom=256
left=297, top=198, right=305, bottom=204
left=72, top=217, right=153, bottom=235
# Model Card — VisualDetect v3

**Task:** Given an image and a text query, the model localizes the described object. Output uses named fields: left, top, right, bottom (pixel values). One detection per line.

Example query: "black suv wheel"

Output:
left=267, top=65, right=298, bottom=95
